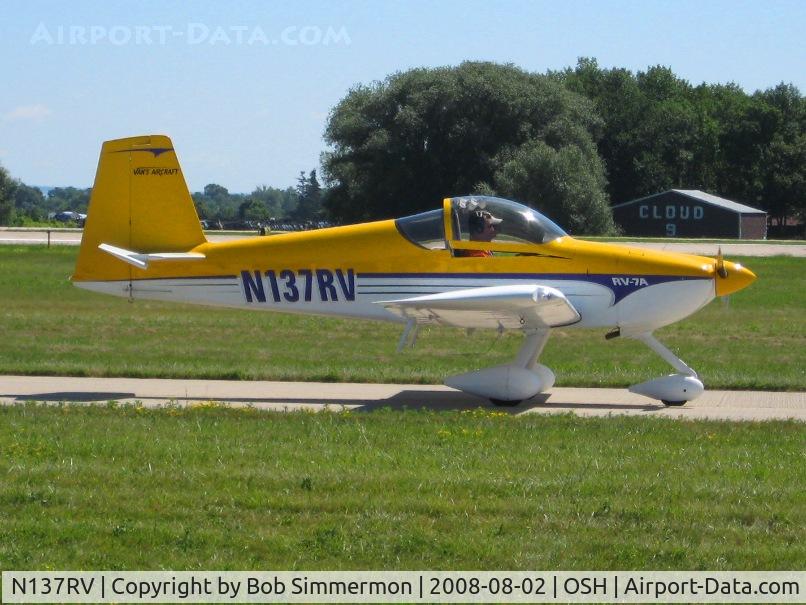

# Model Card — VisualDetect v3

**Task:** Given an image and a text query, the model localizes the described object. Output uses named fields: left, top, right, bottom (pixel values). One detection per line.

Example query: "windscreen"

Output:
left=395, top=208, right=446, bottom=249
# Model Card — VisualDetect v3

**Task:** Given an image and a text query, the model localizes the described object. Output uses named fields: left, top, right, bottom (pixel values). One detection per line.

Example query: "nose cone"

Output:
left=715, top=261, right=756, bottom=296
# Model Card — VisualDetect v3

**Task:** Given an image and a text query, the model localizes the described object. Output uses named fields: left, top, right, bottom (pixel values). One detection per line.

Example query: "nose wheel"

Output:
left=490, top=398, right=523, bottom=407
left=627, top=332, right=704, bottom=405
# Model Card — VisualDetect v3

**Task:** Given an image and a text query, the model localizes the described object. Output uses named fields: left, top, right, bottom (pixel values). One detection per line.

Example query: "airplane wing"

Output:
left=378, top=284, right=580, bottom=330
left=99, top=243, right=205, bottom=270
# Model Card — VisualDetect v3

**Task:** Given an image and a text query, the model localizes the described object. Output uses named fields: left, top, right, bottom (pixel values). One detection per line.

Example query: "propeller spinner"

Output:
left=712, top=247, right=756, bottom=296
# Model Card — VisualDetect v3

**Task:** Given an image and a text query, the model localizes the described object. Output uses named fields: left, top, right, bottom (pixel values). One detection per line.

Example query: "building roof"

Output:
left=612, top=189, right=766, bottom=215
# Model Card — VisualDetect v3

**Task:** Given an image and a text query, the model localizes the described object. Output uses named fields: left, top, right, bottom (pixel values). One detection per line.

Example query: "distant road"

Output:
left=0, top=229, right=83, bottom=245
left=1, top=376, right=803, bottom=422
left=619, top=241, right=806, bottom=257
left=0, top=228, right=804, bottom=256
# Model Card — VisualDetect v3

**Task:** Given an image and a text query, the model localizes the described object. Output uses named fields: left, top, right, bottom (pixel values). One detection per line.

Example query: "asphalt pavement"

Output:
left=1, top=228, right=804, bottom=256
left=2, top=376, right=803, bottom=422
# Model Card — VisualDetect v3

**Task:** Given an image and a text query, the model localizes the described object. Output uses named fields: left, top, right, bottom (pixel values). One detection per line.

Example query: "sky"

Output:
left=0, top=0, right=804, bottom=193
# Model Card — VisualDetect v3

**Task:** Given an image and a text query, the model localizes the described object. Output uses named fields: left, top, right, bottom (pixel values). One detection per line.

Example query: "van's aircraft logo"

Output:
left=241, top=269, right=355, bottom=303
left=133, top=167, right=179, bottom=176
left=612, top=276, right=649, bottom=287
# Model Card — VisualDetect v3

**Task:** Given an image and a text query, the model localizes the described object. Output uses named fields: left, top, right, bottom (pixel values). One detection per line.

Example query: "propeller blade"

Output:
left=716, top=246, right=728, bottom=278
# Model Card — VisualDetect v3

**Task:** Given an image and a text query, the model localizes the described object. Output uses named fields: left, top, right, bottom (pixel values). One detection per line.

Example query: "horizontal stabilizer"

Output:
left=99, top=243, right=205, bottom=270
left=379, top=284, right=580, bottom=330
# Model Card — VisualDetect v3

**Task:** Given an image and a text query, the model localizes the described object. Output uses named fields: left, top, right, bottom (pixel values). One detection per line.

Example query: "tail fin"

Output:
left=73, top=135, right=206, bottom=282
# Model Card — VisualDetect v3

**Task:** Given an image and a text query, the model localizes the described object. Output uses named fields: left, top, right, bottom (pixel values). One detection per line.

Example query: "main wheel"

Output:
left=490, top=398, right=522, bottom=407
left=661, top=400, right=687, bottom=406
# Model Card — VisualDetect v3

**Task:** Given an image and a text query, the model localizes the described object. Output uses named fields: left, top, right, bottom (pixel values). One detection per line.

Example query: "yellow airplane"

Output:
left=72, top=135, right=756, bottom=406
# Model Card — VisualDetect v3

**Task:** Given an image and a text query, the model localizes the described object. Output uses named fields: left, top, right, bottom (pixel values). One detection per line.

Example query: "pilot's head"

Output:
left=469, top=210, right=502, bottom=242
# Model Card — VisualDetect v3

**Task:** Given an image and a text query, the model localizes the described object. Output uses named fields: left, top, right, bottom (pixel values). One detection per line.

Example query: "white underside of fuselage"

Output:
left=75, top=272, right=716, bottom=333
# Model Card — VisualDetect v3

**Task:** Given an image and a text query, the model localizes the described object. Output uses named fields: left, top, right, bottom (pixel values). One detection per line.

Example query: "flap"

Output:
left=378, top=284, right=580, bottom=330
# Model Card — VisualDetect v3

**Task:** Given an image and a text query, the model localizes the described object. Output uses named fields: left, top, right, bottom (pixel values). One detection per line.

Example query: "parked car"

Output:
left=54, top=211, right=87, bottom=227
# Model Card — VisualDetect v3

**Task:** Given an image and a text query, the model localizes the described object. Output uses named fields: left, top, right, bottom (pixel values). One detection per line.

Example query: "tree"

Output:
left=250, top=185, right=296, bottom=219
left=563, top=59, right=704, bottom=203
left=192, top=193, right=211, bottom=220
left=198, top=183, right=239, bottom=222
left=203, top=183, right=229, bottom=199
left=46, top=187, right=91, bottom=214
left=323, top=61, right=615, bottom=233
left=238, top=197, right=269, bottom=221
left=190, top=183, right=299, bottom=225
left=13, top=183, right=46, bottom=221
left=293, top=170, right=323, bottom=221
left=495, top=140, right=614, bottom=234
left=0, top=163, right=17, bottom=225
left=757, top=83, right=806, bottom=226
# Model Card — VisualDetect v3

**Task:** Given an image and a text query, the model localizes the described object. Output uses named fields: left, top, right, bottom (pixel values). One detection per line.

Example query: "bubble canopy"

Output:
left=450, top=196, right=567, bottom=245
left=395, top=196, right=567, bottom=250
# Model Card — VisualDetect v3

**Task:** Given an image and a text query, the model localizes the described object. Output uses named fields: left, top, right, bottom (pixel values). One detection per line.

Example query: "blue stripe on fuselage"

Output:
left=357, top=272, right=709, bottom=304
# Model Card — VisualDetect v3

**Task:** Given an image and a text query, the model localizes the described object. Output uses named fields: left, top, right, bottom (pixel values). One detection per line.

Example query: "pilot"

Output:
left=456, top=210, right=502, bottom=257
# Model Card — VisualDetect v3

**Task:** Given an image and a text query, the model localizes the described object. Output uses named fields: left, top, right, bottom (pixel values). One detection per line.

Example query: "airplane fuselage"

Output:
left=71, top=136, right=757, bottom=405
left=75, top=218, right=745, bottom=336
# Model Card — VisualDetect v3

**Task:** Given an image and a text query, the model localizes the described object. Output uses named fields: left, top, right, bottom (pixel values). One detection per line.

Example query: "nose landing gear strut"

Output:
left=627, top=332, right=704, bottom=406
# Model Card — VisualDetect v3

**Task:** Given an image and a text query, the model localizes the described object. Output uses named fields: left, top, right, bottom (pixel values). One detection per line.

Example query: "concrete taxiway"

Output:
left=1, top=228, right=804, bottom=256
left=1, top=376, right=803, bottom=422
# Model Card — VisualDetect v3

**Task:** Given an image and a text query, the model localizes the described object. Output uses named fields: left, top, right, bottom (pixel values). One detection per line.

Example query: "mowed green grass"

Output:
left=1, top=404, right=803, bottom=570
left=0, top=245, right=803, bottom=389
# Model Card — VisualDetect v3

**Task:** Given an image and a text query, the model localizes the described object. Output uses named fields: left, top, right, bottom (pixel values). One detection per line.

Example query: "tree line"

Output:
left=1, top=58, right=803, bottom=234
left=0, top=182, right=93, bottom=226
left=561, top=58, right=804, bottom=229
left=0, top=170, right=324, bottom=228
left=322, top=60, right=803, bottom=233
left=191, top=170, right=323, bottom=228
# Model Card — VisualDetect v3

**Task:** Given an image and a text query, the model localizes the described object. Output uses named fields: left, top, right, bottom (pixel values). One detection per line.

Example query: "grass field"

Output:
left=1, top=404, right=803, bottom=570
left=0, top=245, right=803, bottom=390
left=1, top=245, right=804, bottom=572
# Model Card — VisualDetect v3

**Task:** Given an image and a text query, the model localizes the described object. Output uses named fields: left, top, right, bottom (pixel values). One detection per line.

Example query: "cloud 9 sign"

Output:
left=612, top=190, right=767, bottom=239
left=638, top=203, right=705, bottom=232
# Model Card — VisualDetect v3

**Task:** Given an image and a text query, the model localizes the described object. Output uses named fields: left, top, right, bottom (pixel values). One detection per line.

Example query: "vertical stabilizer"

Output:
left=73, top=135, right=206, bottom=282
